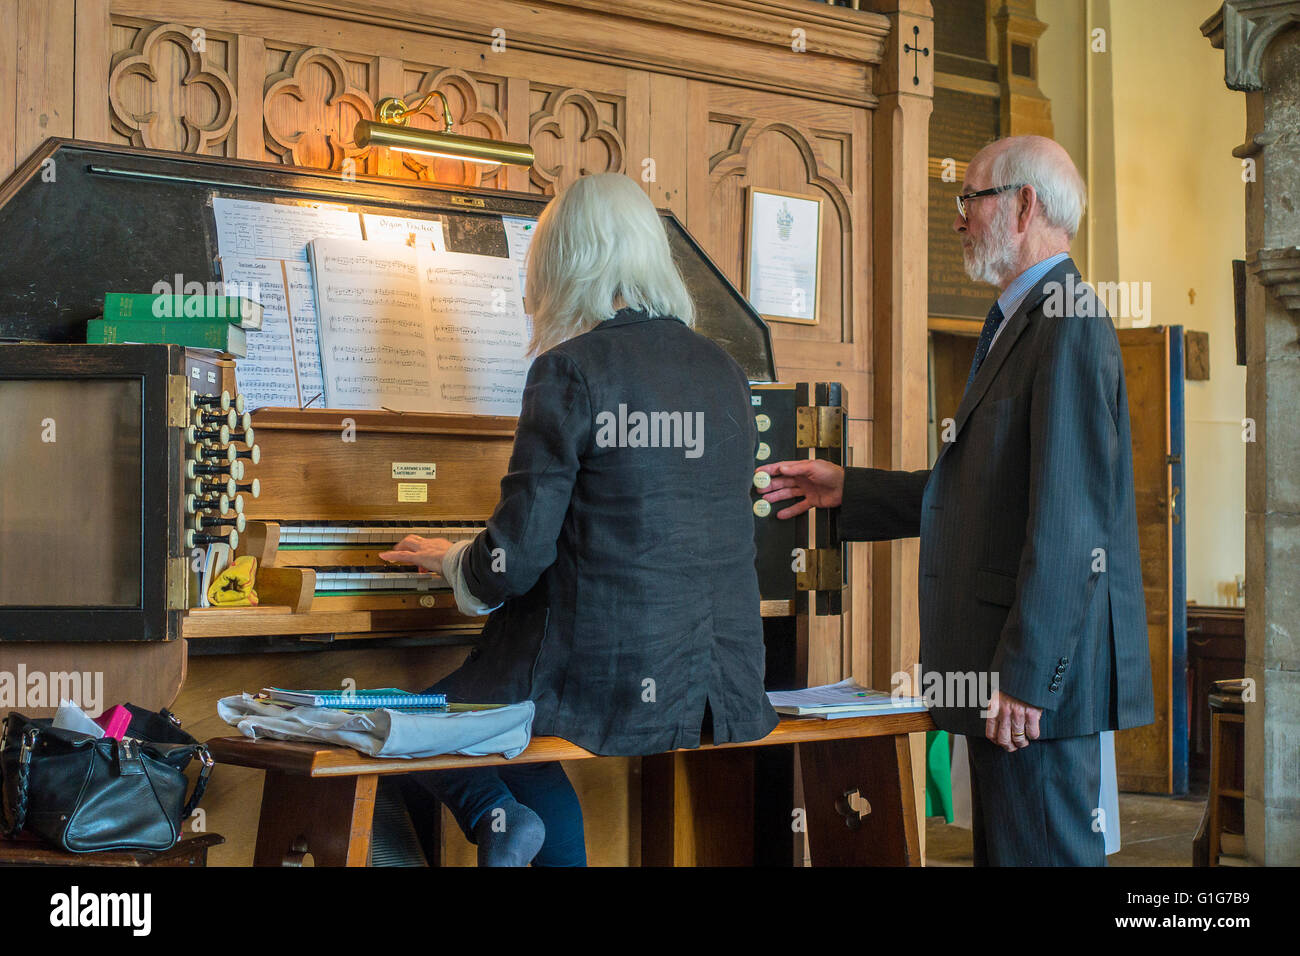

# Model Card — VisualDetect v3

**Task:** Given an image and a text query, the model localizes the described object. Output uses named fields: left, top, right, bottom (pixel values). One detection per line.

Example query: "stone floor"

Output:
left=925, top=788, right=1210, bottom=866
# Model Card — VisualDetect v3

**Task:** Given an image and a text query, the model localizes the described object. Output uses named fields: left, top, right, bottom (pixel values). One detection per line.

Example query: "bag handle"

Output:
left=182, top=746, right=215, bottom=820
left=1, top=724, right=38, bottom=839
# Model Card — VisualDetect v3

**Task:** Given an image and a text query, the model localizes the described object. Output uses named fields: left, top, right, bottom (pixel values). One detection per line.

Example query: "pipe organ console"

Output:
left=0, top=139, right=844, bottom=680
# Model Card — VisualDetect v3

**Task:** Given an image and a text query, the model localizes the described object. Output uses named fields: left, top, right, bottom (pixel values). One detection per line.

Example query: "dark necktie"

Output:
left=964, top=301, right=1005, bottom=395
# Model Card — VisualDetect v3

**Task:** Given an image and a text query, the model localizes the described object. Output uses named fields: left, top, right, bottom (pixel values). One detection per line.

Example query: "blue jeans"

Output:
left=409, top=761, right=587, bottom=867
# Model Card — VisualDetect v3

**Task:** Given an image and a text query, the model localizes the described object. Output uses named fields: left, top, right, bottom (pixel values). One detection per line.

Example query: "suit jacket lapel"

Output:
left=933, top=257, right=1080, bottom=469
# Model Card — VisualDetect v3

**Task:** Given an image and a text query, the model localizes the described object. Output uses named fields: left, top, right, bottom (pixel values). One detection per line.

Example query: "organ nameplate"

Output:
left=397, top=483, right=428, bottom=503
left=392, top=462, right=436, bottom=479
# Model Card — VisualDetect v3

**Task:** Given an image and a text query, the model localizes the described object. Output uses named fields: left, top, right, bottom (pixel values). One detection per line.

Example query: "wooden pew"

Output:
left=208, top=712, right=934, bottom=867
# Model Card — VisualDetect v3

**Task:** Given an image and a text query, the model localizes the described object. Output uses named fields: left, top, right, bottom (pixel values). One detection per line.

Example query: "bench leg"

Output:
left=253, top=771, right=378, bottom=867
left=641, top=750, right=755, bottom=866
left=797, top=733, right=921, bottom=866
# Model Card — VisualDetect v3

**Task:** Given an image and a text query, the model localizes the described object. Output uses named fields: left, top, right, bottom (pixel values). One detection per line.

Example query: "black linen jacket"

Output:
left=430, top=307, right=779, bottom=755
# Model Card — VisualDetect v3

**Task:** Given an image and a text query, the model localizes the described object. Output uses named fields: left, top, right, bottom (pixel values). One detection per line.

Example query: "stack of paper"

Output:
left=767, top=679, right=927, bottom=719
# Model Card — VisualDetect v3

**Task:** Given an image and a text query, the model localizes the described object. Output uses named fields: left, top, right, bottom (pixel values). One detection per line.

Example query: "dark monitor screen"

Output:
left=0, top=379, right=142, bottom=607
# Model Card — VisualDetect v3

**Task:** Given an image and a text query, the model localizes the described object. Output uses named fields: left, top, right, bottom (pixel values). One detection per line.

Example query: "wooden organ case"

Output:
left=0, top=140, right=846, bottom=863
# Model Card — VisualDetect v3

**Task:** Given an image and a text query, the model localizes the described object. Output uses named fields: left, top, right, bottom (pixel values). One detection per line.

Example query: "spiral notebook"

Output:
left=262, top=687, right=447, bottom=710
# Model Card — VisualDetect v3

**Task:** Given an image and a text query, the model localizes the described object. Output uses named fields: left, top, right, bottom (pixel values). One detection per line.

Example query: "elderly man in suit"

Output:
left=758, top=135, right=1154, bottom=866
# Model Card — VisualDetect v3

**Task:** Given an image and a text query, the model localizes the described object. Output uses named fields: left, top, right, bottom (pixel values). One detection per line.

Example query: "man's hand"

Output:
left=379, top=535, right=453, bottom=574
left=755, top=460, right=845, bottom=519
left=985, top=689, right=1042, bottom=752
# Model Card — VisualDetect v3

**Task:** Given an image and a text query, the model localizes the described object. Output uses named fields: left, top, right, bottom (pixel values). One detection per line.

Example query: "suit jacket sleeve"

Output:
left=991, top=315, right=1121, bottom=709
left=838, top=467, right=930, bottom=541
left=461, top=350, right=591, bottom=605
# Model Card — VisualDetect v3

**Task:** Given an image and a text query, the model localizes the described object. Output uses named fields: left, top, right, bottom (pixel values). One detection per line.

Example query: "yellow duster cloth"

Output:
left=208, top=554, right=259, bottom=606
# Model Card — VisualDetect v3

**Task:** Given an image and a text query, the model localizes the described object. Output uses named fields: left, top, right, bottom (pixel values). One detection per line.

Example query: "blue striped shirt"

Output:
left=989, top=252, right=1070, bottom=352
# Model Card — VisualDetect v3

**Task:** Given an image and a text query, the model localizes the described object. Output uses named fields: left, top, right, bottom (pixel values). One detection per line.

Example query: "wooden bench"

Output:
left=0, top=833, right=225, bottom=867
left=208, top=711, right=934, bottom=867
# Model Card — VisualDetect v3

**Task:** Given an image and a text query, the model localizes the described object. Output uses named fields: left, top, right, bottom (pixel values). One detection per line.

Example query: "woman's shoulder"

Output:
left=555, top=312, right=746, bottom=378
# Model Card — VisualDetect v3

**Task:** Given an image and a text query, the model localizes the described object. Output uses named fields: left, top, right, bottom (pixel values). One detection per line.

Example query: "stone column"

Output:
left=1203, top=0, right=1300, bottom=866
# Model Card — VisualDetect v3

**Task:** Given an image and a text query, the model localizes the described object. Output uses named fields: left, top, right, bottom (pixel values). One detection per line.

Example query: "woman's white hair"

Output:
left=987, top=135, right=1087, bottom=240
left=525, top=172, right=694, bottom=356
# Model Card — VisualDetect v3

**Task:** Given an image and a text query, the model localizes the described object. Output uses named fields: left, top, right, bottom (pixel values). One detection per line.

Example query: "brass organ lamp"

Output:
left=352, top=90, right=535, bottom=168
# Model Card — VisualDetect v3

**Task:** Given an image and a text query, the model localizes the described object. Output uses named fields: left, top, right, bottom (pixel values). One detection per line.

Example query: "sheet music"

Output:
left=212, top=197, right=362, bottom=262
left=362, top=214, right=446, bottom=252
left=419, top=248, right=530, bottom=416
left=311, top=239, right=434, bottom=411
left=284, top=261, right=327, bottom=408
left=310, top=240, right=532, bottom=416
left=213, top=198, right=362, bottom=408
left=221, top=257, right=299, bottom=409
left=502, top=216, right=536, bottom=306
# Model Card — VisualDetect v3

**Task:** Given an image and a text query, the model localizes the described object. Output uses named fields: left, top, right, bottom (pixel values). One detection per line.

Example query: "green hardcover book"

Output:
left=87, top=318, right=248, bottom=358
left=103, top=293, right=263, bottom=330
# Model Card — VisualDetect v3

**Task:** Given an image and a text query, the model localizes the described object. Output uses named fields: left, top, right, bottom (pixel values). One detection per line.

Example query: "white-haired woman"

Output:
left=381, top=173, right=778, bottom=866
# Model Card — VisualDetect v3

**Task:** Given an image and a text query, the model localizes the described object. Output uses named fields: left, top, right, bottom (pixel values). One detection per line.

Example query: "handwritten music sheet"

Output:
left=419, top=248, right=530, bottom=416
left=362, top=213, right=446, bottom=253
left=213, top=198, right=363, bottom=409
left=309, top=239, right=434, bottom=411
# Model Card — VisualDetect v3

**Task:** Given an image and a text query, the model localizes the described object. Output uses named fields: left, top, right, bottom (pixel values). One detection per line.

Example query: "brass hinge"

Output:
left=166, top=555, right=189, bottom=610
left=795, top=548, right=843, bottom=592
left=167, top=373, right=190, bottom=428
left=796, top=405, right=844, bottom=449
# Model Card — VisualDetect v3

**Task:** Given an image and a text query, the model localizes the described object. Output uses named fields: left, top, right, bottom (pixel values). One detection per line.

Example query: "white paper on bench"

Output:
left=216, top=694, right=534, bottom=759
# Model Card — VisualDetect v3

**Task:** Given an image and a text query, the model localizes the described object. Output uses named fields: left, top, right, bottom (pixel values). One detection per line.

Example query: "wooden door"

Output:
left=1116, top=326, right=1186, bottom=794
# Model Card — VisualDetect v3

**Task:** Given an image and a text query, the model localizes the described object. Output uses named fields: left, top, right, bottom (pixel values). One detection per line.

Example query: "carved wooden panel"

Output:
left=529, top=86, right=626, bottom=195
left=263, top=46, right=375, bottom=173
left=108, top=20, right=236, bottom=156
left=392, top=67, right=510, bottom=189
left=708, top=115, right=854, bottom=346
left=688, top=84, right=871, bottom=694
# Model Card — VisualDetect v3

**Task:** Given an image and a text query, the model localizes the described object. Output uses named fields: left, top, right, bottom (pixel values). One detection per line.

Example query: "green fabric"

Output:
left=925, top=730, right=954, bottom=823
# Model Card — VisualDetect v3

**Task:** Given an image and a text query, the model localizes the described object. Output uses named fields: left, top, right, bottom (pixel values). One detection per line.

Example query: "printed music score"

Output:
left=309, top=238, right=530, bottom=416
left=213, top=197, right=361, bottom=261
left=221, top=256, right=298, bottom=409
left=420, top=249, right=529, bottom=415
left=309, top=240, right=434, bottom=411
left=213, top=198, right=363, bottom=409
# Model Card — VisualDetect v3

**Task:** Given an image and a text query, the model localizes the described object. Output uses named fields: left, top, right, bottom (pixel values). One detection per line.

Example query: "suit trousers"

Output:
left=967, top=732, right=1106, bottom=866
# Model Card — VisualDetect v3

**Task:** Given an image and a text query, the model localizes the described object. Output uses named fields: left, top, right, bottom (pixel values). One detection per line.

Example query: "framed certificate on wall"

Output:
left=744, top=187, right=823, bottom=325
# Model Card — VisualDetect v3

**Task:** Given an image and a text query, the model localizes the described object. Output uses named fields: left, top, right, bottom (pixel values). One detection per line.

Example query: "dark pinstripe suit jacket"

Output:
left=842, top=258, right=1155, bottom=738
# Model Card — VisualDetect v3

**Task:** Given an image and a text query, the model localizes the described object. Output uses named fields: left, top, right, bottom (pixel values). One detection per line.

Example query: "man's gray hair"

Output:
left=988, top=135, right=1087, bottom=240
left=525, top=172, right=694, bottom=356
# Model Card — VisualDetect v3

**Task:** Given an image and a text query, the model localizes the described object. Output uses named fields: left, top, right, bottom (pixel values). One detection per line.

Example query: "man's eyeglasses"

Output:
left=956, top=183, right=1026, bottom=220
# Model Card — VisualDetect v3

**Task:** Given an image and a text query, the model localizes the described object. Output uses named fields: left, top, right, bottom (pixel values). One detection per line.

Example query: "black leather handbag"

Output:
left=0, top=705, right=214, bottom=853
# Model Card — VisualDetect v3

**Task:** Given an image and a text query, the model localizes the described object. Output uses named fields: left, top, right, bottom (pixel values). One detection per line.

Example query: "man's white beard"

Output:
left=963, top=199, right=1018, bottom=286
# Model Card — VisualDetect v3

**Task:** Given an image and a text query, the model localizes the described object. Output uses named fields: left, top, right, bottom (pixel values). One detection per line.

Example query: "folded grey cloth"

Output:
left=216, top=694, right=534, bottom=759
